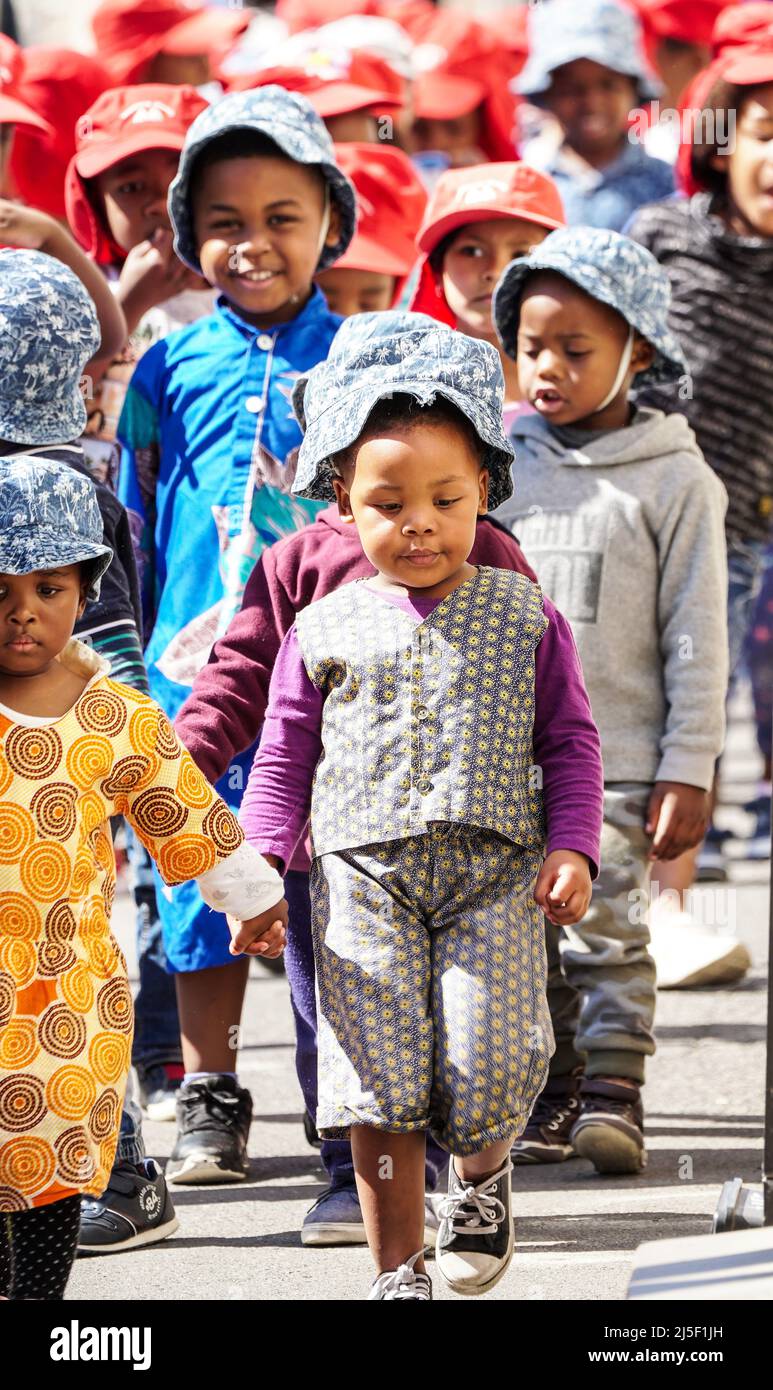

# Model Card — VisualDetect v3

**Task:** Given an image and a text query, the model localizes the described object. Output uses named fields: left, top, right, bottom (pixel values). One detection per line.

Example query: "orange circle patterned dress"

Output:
left=0, top=643, right=243, bottom=1211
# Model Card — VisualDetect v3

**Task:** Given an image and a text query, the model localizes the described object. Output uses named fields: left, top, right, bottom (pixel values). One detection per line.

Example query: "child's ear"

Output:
left=324, top=202, right=342, bottom=249
left=477, top=468, right=490, bottom=514
left=332, top=476, right=356, bottom=522
left=631, top=334, right=656, bottom=376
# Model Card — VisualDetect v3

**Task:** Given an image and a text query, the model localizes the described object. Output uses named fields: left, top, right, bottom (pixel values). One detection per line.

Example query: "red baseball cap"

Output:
left=408, top=13, right=521, bottom=161
left=332, top=141, right=427, bottom=285
left=416, top=162, right=566, bottom=256
left=275, top=0, right=434, bottom=37
left=0, top=35, right=53, bottom=135
left=719, top=38, right=773, bottom=85
left=230, top=50, right=405, bottom=116
left=65, top=83, right=207, bottom=264
left=712, top=1, right=773, bottom=53
left=9, top=49, right=107, bottom=219
left=631, top=0, right=732, bottom=48
left=92, top=0, right=250, bottom=85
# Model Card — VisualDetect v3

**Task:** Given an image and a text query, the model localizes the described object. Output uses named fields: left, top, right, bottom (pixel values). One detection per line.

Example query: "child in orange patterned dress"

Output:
left=0, top=453, right=286, bottom=1301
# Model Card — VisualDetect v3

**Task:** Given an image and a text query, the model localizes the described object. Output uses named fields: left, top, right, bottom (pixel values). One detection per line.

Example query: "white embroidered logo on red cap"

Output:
left=120, top=101, right=177, bottom=126
left=452, top=180, right=509, bottom=207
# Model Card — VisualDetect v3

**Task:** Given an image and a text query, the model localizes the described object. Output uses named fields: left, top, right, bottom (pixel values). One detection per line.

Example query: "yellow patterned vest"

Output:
left=295, top=566, right=548, bottom=856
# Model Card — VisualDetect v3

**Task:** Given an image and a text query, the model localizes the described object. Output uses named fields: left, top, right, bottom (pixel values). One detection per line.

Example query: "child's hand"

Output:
left=118, top=229, right=208, bottom=319
left=228, top=897, right=288, bottom=958
left=646, top=781, right=710, bottom=861
left=534, top=849, right=592, bottom=926
left=0, top=198, right=57, bottom=251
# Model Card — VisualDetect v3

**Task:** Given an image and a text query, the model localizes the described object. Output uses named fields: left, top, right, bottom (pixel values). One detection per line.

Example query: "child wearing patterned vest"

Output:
left=235, top=311, right=604, bottom=1301
left=0, top=455, right=285, bottom=1301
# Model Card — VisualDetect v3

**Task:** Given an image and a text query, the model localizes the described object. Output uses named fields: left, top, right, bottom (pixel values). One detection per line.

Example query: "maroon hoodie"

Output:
left=175, top=506, right=536, bottom=784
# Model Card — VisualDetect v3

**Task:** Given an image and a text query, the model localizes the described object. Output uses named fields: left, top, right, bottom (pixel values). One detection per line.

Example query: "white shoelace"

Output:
left=368, top=1249, right=432, bottom=1301
left=437, top=1162, right=511, bottom=1236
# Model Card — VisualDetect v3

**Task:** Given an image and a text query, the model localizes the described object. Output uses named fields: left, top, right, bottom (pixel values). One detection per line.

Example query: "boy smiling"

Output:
left=117, top=87, right=355, bottom=1185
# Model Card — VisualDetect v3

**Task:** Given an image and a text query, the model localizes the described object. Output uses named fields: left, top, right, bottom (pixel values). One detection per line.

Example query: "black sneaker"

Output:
left=435, top=1160, right=514, bottom=1295
left=743, top=793, right=772, bottom=862
left=78, top=1159, right=179, bottom=1254
left=512, top=1069, right=583, bottom=1164
left=166, top=1074, right=252, bottom=1184
left=137, top=1062, right=184, bottom=1122
left=571, top=1077, right=646, bottom=1174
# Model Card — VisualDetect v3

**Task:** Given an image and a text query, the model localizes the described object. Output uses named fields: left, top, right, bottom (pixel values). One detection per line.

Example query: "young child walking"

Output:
left=235, top=311, right=604, bottom=1299
left=0, top=454, right=285, bottom=1301
left=491, top=227, right=729, bottom=1171
left=117, top=86, right=356, bottom=1186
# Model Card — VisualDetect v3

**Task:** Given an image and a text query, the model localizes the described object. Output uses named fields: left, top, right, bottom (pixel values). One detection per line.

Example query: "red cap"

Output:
left=275, top=0, right=434, bottom=37
left=719, top=37, right=773, bottom=85
left=408, top=13, right=521, bottom=162
left=481, top=7, right=530, bottom=58
left=9, top=49, right=107, bottom=219
left=65, top=83, right=207, bottom=264
left=712, top=2, right=773, bottom=53
left=674, top=35, right=773, bottom=196
left=631, top=0, right=731, bottom=48
left=416, top=162, right=566, bottom=256
left=332, top=141, right=427, bottom=288
left=92, top=0, right=249, bottom=85
left=229, top=50, right=405, bottom=116
left=0, top=35, right=53, bottom=135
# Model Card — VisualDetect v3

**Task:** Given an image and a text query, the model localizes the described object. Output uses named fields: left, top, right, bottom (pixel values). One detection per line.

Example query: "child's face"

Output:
left=146, top=51, right=211, bottom=87
left=442, top=217, right=551, bottom=337
left=324, top=111, right=380, bottom=143
left=193, top=154, right=340, bottom=326
left=545, top=58, right=637, bottom=161
left=316, top=266, right=396, bottom=316
left=96, top=149, right=181, bottom=252
left=516, top=271, right=654, bottom=430
left=409, top=111, right=484, bottom=166
left=716, top=86, right=773, bottom=237
left=332, top=419, right=489, bottom=598
left=0, top=566, right=87, bottom=680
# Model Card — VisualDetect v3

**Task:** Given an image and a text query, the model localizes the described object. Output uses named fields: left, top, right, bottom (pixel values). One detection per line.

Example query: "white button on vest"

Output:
left=245, top=396, right=263, bottom=414
left=257, top=333, right=274, bottom=351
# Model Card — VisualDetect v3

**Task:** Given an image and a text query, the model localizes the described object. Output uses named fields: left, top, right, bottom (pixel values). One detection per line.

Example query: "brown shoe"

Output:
left=571, top=1078, right=646, bottom=1174
left=511, top=1070, right=583, bottom=1164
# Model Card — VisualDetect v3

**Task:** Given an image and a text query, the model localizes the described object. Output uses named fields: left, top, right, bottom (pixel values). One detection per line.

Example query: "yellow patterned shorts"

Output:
left=310, top=824, right=554, bottom=1155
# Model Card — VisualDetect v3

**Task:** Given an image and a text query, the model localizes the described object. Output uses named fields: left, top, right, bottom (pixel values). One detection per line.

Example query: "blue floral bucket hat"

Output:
left=492, top=226, right=688, bottom=386
left=168, top=86, right=357, bottom=275
left=0, top=454, right=113, bottom=601
left=0, top=249, right=100, bottom=447
left=291, top=311, right=515, bottom=508
left=515, top=0, right=661, bottom=101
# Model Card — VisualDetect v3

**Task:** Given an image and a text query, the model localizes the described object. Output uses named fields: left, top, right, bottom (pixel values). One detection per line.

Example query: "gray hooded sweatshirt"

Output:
left=493, top=407, right=728, bottom=791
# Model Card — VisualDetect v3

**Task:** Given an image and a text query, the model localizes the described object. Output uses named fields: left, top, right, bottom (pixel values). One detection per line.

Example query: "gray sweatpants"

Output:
left=546, top=782, right=656, bottom=1085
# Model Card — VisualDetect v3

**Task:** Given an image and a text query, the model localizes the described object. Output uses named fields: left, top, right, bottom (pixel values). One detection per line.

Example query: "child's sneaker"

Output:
left=368, top=1251, right=433, bottom=1300
left=696, top=825, right=732, bottom=882
left=571, top=1078, right=646, bottom=1174
left=78, top=1159, right=178, bottom=1253
left=302, top=1182, right=440, bottom=1247
left=511, top=1069, right=583, bottom=1164
left=743, top=793, right=772, bottom=862
left=166, top=1074, right=252, bottom=1184
left=137, top=1062, right=185, bottom=1122
left=435, top=1160, right=514, bottom=1295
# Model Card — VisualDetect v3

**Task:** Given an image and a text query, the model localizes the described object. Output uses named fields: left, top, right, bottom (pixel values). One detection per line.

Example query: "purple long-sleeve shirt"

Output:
left=242, top=584, right=603, bottom=875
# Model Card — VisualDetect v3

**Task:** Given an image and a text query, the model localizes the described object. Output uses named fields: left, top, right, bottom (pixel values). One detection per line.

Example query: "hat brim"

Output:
left=292, top=377, right=514, bottom=509
left=75, top=128, right=188, bottom=181
left=309, top=84, right=404, bottom=117
left=159, top=9, right=250, bottom=57
left=331, top=231, right=416, bottom=278
left=0, top=96, right=53, bottom=135
left=0, top=393, right=88, bottom=449
left=0, top=534, right=113, bottom=600
left=516, top=47, right=662, bottom=101
left=417, top=205, right=565, bottom=256
left=413, top=73, right=487, bottom=121
left=722, top=51, right=773, bottom=86
left=492, top=254, right=686, bottom=385
left=169, top=105, right=357, bottom=274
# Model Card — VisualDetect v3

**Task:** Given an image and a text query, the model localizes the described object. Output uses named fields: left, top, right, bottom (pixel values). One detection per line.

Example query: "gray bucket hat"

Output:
left=292, top=311, right=515, bottom=508
left=0, top=249, right=100, bottom=447
left=492, top=226, right=687, bottom=386
left=168, top=86, right=357, bottom=275
left=0, top=454, right=113, bottom=602
left=515, top=0, right=661, bottom=102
